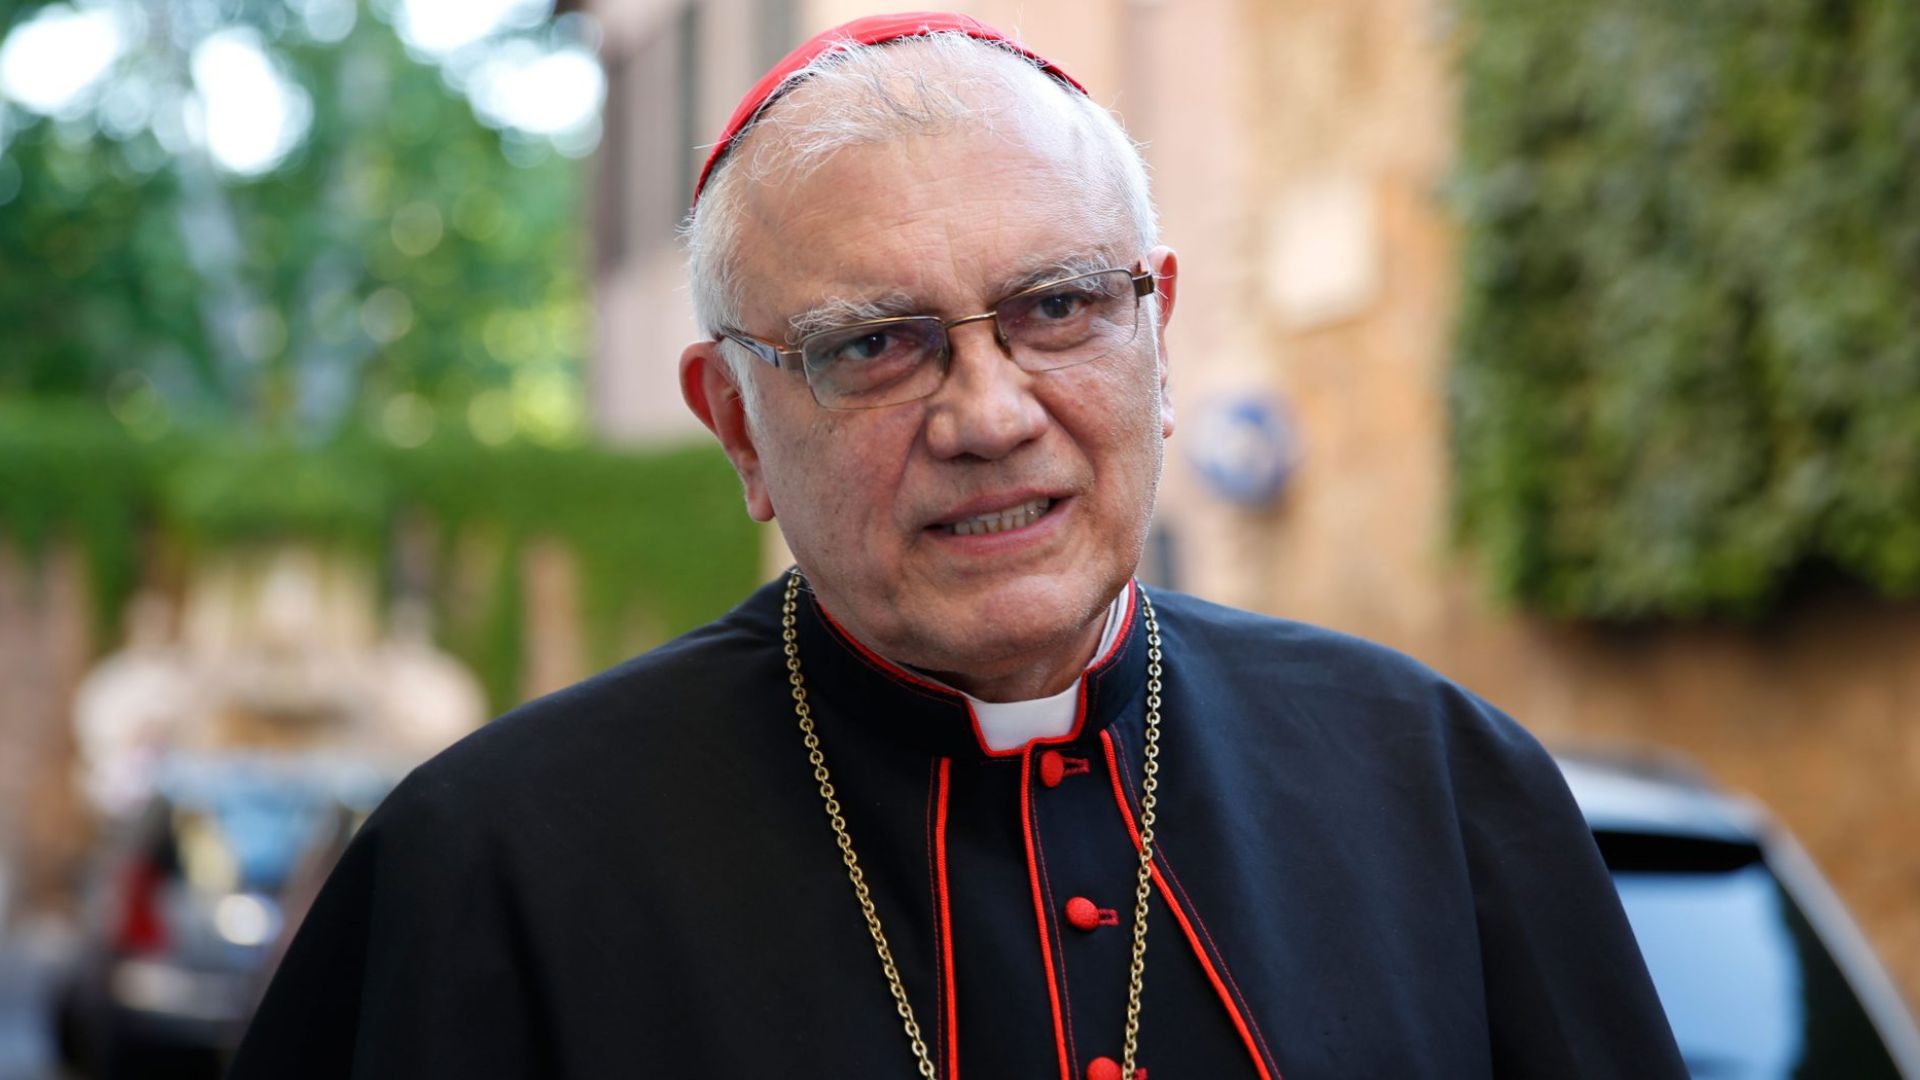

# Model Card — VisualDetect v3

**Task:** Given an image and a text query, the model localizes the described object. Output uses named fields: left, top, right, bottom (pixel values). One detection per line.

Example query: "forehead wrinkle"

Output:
left=733, top=128, right=1137, bottom=334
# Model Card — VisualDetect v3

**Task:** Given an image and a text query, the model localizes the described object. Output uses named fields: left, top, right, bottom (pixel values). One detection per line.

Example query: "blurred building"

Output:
left=0, top=547, right=92, bottom=922
left=587, top=0, right=1920, bottom=1010
left=0, top=544, right=487, bottom=918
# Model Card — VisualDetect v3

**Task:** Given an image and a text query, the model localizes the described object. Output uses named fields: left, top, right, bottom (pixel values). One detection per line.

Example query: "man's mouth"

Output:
left=941, top=497, right=1054, bottom=537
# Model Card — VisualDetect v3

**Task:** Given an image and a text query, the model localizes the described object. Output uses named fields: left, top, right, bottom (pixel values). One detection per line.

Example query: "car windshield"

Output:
left=1601, top=833, right=1901, bottom=1079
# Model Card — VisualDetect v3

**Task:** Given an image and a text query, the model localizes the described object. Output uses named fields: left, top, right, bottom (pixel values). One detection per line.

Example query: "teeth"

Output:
left=948, top=498, right=1052, bottom=537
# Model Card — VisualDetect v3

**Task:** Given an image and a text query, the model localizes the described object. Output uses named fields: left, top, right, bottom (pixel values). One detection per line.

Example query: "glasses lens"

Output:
left=801, top=318, right=947, bottom=409
left=998, top=270, right=1142, bottom=372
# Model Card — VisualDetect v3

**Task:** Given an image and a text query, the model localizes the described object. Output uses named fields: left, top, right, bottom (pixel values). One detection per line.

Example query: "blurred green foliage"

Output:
left=0, top=407, right=760, bottom=711
left=0, top=0, right=588, bottom=438
left=1451, top=0, right=1920, bottom=618
left=0, top=403, right=151, bottom=640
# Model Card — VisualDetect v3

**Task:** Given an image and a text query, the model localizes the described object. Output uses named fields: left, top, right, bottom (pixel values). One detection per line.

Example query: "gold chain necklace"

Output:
left=781, top=568, right=1164, bottom=1079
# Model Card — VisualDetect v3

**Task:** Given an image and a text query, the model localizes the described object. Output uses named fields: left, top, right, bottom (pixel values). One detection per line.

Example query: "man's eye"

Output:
left=1034, top=289, right=1095, bottom=321
left=835, top=331, right=901, bottom=363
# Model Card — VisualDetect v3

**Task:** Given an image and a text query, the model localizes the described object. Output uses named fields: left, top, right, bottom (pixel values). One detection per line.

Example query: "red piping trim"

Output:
left=1098, top=731, right=1279, bottom=1080
left=1032, top=812, right=1080, bottom=1076
left=935, top=759, right=958, bottom=1080
left=1022, top=752, right=1073, bottom=1080
left=812, top=598, right=991, bottom=745
left=925, top=762, right=943, bottom=1069
left=1109, top=731, right=1282, bottom=1073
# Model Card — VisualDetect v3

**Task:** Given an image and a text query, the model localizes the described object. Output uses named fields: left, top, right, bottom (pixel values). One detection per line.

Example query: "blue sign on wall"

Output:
left=1186, top=395, right=1300, bottom=507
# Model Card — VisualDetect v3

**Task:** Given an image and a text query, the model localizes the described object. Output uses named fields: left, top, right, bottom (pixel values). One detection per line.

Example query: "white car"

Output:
left=1560, top=753, right=1920, bottom=1079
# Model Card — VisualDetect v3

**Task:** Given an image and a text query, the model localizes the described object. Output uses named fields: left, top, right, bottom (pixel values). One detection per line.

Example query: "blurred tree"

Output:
left=0, top=1, right=766, bottom=711
left=0, top=0, right=595, bottom=444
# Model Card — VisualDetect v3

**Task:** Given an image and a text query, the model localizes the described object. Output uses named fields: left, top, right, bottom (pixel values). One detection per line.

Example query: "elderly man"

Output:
left=234, top=13, right=1684, bottom=1079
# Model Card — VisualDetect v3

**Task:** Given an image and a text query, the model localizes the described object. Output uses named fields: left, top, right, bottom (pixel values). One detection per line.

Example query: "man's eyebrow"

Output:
left=990, top=251, right=1122, bottom=297
left=786, top=291, right=921, bottom=340
left=783, top=251, right=1129, bottom=341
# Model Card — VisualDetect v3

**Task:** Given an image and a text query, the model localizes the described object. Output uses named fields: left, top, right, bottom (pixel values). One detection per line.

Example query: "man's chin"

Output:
left=900, top=585, right=1121, bottom=696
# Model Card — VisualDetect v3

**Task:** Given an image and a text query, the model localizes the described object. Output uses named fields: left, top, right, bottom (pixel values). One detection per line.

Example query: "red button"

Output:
left=1086, top=1057, right=1145, bottom=1080
left=1065, top=896, right=1101, bottom=931
left=1039, top=750, right=1066, bottom=787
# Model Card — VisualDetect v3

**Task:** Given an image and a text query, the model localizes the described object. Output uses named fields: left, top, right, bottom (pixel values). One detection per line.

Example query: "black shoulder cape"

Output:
left=232, top=578, right=1685, bottom=1078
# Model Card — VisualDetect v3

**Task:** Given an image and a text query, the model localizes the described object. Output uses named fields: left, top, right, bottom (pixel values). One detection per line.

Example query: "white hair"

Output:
left=682, top=31, right=1159, bottom=414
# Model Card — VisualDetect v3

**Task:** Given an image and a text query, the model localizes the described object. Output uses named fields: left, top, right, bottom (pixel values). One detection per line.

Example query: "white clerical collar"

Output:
left=911, top=584, right=1131, bottom=752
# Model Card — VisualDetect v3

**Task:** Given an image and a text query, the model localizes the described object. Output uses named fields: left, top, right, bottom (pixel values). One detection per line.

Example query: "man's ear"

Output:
left=1147, top=245, right=1178, bottom=440
left=681, top=340, right=775, bottom=522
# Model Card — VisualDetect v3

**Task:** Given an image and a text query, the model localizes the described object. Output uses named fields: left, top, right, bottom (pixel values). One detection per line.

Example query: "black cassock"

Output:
left=233, top=578, right=1685, bottom=1078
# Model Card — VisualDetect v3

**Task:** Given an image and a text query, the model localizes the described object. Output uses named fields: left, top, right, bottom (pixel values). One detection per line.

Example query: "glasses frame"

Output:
left=713, top=263, right=1156, bottom=409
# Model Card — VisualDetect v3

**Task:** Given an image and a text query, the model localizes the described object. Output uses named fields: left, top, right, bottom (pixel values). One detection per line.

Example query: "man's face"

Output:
left=685, top=119, right=1176, bottom=697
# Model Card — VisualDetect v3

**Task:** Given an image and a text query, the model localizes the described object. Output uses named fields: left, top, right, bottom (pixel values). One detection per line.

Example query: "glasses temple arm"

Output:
left=715, top=332, right=791, bottom=370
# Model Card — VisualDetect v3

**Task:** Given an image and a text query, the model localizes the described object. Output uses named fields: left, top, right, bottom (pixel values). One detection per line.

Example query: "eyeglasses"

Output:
left=715, top=265, right=1156, bottom=410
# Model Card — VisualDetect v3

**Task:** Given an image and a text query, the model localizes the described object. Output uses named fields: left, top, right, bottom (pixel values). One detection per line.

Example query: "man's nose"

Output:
left=922, top=319, right=1048, bottom=460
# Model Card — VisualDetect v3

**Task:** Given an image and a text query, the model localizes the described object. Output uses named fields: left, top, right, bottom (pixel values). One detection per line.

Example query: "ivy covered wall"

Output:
left=1450, top=0, right=1920, bottom=618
